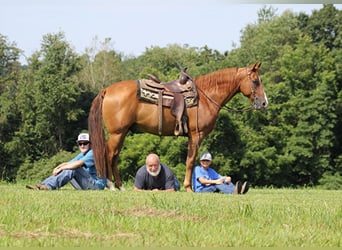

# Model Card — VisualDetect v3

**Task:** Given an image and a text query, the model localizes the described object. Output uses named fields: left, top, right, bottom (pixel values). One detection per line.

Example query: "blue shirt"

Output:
left=193, top=165, right=222, bottom=192
left=70, top=149, right=106, bottom=189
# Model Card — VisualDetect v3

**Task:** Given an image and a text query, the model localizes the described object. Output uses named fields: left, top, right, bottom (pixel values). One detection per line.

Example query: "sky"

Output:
left=1, top=0, right=340, bottom=63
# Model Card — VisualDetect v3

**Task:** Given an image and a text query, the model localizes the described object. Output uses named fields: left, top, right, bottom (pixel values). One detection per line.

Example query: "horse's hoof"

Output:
left=186, top=187, right=193, bottom=192
left=119, top=186, right=126, bottom=191
left=108, top=186, right=116, bottom=192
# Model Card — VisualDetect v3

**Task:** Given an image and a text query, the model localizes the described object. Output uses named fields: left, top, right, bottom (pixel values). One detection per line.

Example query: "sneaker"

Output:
left=234, top=181, right=242, bottom=194
left=240, top=181, right=249, bottom=194
left=26, top=184, right=39, bottom=190
left=26, top=184, right=49, bottom=190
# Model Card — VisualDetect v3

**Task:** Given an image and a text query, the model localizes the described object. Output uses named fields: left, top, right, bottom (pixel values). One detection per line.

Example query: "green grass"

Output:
left=0, top=183, right=341, bottom=247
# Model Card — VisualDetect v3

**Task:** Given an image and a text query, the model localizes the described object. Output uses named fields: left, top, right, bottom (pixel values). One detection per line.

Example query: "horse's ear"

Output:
left=252, top=62, right=262, bottom=71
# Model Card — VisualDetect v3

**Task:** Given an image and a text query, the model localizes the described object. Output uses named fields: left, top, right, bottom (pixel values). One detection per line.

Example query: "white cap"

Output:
left=77, top=133, right=90, bottom=142
left=200, top=152, right=212, bottom=161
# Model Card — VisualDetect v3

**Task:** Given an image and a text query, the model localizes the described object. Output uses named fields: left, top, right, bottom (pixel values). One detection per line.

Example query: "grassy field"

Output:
left=0, top=183, right=341, bottom=247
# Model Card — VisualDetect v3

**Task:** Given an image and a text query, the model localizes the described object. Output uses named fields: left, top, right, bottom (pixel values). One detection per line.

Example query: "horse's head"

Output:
left=239, top=63, right=268, bottom=110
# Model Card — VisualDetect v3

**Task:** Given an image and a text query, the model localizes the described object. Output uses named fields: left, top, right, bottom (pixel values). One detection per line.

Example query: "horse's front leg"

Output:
left=184, top=135, right=202, bottom=192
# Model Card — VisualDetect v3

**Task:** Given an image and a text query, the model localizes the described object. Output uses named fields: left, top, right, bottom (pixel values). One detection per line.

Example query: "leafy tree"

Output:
left=301, top=4, right=341, bottom=50
left=269, top=38, right=337, bottom=186
left=257, top=5, right=277, bottom=23
left=79, top=37, right=123, bottom=91
left=0, top=34, right=21, bottom=180
left=13, top=32, right=84, bottom=163
left=229, top=6, right=302, bottom=72
left=222, top=5, right=341, bottom=187
left=122, top=44, right=225, bottom=81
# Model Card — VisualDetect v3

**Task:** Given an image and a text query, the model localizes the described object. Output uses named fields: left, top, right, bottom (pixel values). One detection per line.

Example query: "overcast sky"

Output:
left=1, top=0, right=340, bottom=63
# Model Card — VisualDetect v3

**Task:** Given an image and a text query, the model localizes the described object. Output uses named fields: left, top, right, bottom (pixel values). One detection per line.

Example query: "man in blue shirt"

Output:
left=193, top=152, right=249, bottom=194
left=26, top=133, right=106, bottom=190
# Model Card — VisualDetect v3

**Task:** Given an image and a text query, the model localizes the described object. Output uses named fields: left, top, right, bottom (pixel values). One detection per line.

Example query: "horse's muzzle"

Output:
left=254, top=97, right=268, bottom=110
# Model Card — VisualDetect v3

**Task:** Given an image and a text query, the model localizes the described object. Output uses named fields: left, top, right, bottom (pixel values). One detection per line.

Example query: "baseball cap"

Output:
left=200, top=152, right=212, bottom=161
left=77, top=133, right=90, bottom=142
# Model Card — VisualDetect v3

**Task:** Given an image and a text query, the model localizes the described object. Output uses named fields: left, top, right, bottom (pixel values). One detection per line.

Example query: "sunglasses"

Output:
left=78, top=142, right=90, bottom=146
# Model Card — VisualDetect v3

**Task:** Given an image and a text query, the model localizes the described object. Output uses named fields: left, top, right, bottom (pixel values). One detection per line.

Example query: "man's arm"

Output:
left=163, top=188, right=175, bottom=192
left=53, top=160, right=84, bottom=176
left=134, top=186, right=175, bottom=192
left=133, top=168, right=147, bottom=191
left=134, top=186, right=145, bottom=191
left=198, top=177, right=224, bottom=185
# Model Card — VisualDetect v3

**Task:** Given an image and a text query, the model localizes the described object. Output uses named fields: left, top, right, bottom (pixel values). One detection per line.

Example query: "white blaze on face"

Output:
left=259, top=76, right=268, bottom=108
left=264, top=92, right=269, bottom=108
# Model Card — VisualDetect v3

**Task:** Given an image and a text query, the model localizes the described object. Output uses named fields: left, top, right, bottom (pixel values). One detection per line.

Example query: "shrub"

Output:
left=16, top=150, right=76, bottom=181
left=318, top=172, right=342, bottom=190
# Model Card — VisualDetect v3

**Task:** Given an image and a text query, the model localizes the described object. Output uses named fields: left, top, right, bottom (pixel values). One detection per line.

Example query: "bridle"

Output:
left=194, top=69, right=258, bottom=149
left=197, top=69, right=258, bottom=113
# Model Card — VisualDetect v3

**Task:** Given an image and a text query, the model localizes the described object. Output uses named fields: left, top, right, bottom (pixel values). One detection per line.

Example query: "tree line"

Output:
left=0, top=4, right=341, bottom=188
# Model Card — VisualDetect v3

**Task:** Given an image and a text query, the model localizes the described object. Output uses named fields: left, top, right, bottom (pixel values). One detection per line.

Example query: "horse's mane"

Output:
left=194, top=67, right=239, bottom=93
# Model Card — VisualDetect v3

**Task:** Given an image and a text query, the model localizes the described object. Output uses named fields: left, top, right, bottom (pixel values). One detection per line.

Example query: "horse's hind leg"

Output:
left=107, top=132, right=127, bottom=191
left=111, top=155, right=125, bottom=191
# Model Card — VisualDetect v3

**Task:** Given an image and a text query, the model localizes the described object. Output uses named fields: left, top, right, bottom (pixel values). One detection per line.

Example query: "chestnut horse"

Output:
left=88, top=63, right=268, bottom=191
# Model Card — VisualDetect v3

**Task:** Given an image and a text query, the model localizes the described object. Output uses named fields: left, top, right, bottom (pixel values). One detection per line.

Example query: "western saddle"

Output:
left=137, top=69, right=198, bottom=136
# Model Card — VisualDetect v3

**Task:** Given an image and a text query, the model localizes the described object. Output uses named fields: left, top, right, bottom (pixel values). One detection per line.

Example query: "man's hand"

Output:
left=215, top=178, right=224, bottom=184
left=52, top=166, right=62, bottom=176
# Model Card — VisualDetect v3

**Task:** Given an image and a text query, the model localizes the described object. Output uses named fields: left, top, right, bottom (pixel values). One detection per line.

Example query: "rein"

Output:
left=196, top=86, right=255, bottom=113
left=222, top=105, right=255, bottom=113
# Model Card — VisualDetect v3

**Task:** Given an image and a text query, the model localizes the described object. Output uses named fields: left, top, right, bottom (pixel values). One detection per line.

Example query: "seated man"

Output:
left=134, top=153, right=180, bottom=192
left=192, top=152, right=249, bottom=194
left=26, top=133, right=106, bottom=190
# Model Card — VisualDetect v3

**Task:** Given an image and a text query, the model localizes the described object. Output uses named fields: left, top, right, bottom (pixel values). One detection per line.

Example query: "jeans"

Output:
left=198, top=183, right=235, bottom=194
left=41, top=167, right=101, bottom=190
left=174, top=177, right=180, bottom=191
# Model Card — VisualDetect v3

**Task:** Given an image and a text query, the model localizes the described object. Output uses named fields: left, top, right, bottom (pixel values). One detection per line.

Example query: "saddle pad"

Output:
left=137, top=79, right=198, bottom=108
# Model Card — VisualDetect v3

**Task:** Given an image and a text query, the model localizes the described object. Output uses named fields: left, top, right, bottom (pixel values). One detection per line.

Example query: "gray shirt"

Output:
left=134, top=164, right=176, bottom=190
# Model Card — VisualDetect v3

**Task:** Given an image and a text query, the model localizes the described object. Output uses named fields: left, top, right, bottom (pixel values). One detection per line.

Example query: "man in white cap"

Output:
left=192, top=152, right=249, bottom=194
left=26, top=132, right=106, bottom=190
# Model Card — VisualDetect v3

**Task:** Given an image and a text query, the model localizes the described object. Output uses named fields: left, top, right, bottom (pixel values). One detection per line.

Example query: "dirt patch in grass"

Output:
left=0, top=228, right=137, bottom=240
left=121, top=206, right=202, bottom=222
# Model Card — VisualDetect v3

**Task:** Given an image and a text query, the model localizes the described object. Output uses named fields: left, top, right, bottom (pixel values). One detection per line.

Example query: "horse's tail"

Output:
left=88, top=89, right=107, bottom=178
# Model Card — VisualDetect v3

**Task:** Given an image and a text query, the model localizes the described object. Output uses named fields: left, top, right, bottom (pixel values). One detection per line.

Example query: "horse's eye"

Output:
left=252, top=79, right=260, bottom=86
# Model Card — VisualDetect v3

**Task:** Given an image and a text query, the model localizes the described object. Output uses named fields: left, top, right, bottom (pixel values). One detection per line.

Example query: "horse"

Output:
left=88, top=63, right=268, bottom=192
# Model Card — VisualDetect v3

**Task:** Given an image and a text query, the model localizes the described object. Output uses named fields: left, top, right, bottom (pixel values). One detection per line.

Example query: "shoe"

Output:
left=240, top=181, right=249, bottom=194
left=234, top=181, right=242, bottom=194
left=26, top=184, right=49, bottom=190
left=26, top=184, right=39, bottom=190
